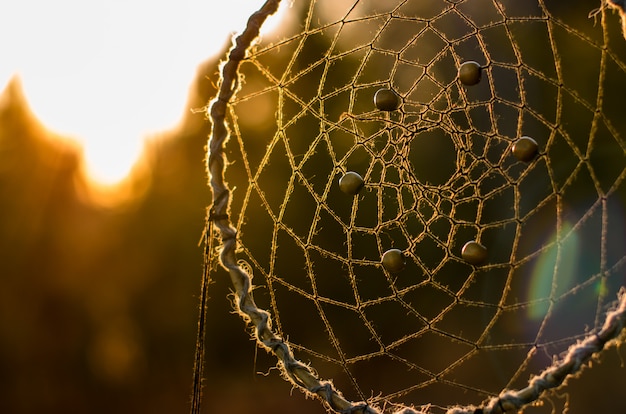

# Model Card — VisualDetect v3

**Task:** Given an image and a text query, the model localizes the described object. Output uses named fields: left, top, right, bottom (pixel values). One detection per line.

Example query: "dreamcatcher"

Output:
left=193, top=1, right=626, bottom=413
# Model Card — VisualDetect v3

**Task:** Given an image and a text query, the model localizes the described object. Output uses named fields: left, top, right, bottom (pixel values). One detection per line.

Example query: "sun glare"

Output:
left=0, top=0, right=289, bottom=187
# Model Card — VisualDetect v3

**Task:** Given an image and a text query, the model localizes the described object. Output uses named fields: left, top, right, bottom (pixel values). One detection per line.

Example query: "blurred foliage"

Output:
left=0, top=53, right=319, bottom=413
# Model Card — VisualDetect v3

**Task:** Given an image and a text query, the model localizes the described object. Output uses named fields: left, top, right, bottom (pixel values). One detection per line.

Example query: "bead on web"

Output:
left=461, top=241, right=488, bottom=266
left=512, top=136, right=539, bottom=162
left=458, top=61, right=482, bottom=86
left=382, top=249, right=406, bottom=273
left=339, top=171, right=365, bottom=195
left=374, top=88, right=401, bottom=111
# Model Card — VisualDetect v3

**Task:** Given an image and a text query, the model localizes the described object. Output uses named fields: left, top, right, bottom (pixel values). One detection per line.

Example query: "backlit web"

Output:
left=212, top=0, right=626, bottom=412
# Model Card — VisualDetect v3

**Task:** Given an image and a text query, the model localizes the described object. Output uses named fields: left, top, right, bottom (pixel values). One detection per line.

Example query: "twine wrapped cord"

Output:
left=204, top=0, right=626, bottom=413
left=449, top=290, right=626, bottom=414
left=205, top=1, right=378, bottom=413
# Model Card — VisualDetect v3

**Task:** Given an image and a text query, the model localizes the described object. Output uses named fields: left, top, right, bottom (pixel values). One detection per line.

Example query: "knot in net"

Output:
left=200, top=1, right=626, bottom=413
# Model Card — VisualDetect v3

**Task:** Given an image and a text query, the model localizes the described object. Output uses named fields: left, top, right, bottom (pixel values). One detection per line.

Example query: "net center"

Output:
left=408, top=127, right=457, bottom=186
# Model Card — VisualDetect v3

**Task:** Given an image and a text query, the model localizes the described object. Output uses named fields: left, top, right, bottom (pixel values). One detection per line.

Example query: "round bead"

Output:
left=382, top=249, right=406, bottom=273
left=461, top=241, right=488, bottom=266
left=458, top=61, right=482, bottom=86
left=374, top=88, right=401, bottom=111
left=512, top=136, right=539, bottom=162
left=338, top=171, right=364, bottom=195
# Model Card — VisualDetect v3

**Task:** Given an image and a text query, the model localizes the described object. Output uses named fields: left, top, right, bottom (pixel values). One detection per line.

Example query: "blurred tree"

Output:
left=0, top=50, right=318, bottom=414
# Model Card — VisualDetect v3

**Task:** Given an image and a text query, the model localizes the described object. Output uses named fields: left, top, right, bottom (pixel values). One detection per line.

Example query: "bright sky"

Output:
left=0, top=0, right=286, bottom=185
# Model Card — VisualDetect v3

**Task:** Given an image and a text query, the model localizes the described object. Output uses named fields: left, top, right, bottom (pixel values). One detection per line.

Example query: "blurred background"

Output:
left=0, top=50, right=323, bottom=413
left=1, top=1, right=626, bottom=414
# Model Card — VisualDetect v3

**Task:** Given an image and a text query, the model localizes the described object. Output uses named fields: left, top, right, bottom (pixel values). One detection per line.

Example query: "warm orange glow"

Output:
left=74, top=153, right=152, bottom=209
left=0, top=0, right=290, bottom=193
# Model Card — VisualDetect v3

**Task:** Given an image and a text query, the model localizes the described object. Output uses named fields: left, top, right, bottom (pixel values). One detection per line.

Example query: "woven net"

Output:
left=199, top=1, right=626, bottom=413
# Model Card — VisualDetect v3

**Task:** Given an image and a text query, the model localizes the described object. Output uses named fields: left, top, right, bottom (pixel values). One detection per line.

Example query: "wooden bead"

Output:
left=382, top=249, right=406, bottom=273
left=458, top=61, right=482, bottom=86
left=512, top=136, right=539, bottom=162
left=374, top=88, right=401, bottom=111
left=461, top=241, right=488, bottom=265
left=338, top=171, right=364, bottom=195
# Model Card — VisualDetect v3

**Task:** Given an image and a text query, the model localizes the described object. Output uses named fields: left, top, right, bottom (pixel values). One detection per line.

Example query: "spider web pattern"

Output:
left=215, top=0, right=626, bottom=412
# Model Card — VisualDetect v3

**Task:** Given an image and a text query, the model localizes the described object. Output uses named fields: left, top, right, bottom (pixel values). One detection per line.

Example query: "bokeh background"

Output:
left=0, top=36, right=326, bottom=411
left=1, top=1, right=626, bottom=414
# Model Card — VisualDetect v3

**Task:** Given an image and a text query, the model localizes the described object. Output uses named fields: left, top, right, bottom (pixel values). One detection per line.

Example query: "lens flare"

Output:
left=527, top=222, right=578, bottom=320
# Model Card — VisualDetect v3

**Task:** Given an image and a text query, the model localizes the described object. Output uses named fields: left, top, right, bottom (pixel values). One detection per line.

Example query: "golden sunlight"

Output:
left=0, top=0, right=288, bottom=187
